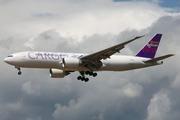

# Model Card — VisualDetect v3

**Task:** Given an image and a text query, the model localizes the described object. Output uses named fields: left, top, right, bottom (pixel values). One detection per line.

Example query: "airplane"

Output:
left=4, top=33, right=174, bottom=82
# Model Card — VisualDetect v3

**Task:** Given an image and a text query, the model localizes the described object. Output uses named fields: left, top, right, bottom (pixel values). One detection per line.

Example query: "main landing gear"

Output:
left=15, top=66, right=22, bottom=75
left=77, top=71, right=97, bottom=82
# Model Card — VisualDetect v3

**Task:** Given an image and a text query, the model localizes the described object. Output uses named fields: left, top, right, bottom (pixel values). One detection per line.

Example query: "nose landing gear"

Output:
left=18, top=71, right=22, bottom=75
left=15, top=66, right=22, bottom=75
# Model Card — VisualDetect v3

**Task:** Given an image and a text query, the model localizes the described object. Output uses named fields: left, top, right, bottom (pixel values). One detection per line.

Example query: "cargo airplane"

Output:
left=4, top=34, right=174, bottom=82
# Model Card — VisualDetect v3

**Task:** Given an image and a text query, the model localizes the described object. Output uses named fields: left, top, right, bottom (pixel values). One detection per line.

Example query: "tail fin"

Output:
left=135, top=34, right=162, bottom=58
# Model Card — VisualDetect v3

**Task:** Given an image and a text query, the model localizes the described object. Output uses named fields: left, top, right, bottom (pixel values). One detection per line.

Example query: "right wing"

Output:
left=81, top=35, right=144, bottom=62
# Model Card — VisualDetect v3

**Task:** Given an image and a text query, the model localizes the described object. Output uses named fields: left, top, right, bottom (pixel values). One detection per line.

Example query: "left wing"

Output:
left=81, top=35, right=144, bottom=62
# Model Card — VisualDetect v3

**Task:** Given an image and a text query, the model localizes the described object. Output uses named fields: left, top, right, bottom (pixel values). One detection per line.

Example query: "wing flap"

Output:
left=144, top=54, right=174, bottom=63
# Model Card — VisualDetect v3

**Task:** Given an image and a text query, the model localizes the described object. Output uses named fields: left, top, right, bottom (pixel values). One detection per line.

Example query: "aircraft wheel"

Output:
left=85, top=78, right=89, bottom=82
left=85, top=71, right=90, bottom=75
left=18, top=71, right=22, bottom=75
left=77, top=76, right=81, bottom=80
left=93, top=73, right=97, bottom=77
left=81, top=77, right=85, bottom=81
left=89, top=72, right=93, bottom=76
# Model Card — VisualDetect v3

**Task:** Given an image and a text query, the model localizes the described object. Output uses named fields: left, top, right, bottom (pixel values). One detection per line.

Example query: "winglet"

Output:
left=136, top=34, right=162, bottom=58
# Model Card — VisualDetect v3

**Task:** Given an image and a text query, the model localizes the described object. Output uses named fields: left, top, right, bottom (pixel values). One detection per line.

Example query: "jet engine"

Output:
left=62, top=57, right=82, bottom=68
left=49, top=69, right=69, bottom=78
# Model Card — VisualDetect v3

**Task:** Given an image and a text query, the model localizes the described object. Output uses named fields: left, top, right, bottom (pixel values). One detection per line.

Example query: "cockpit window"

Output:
left=7, top=55, right=13, bottom=57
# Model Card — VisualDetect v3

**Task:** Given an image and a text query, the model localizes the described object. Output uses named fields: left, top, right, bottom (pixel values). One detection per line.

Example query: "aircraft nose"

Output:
left=4, top=57, right=13, bottom=64
left=4, top=57, right=9, bottom=63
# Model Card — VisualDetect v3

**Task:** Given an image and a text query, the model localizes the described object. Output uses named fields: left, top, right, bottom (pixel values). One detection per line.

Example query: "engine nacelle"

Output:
left=62, top=57, right=82, bottom=68
left=49, top=69, right=68, bottom=78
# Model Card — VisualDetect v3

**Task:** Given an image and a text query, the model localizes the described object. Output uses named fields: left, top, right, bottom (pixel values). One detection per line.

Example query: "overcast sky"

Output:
left=0, top=0, right=180, bottom=120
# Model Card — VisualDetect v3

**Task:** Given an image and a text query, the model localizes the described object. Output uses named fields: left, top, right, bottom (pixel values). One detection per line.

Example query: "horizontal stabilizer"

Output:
left=144, top=54, right=174, bottom=63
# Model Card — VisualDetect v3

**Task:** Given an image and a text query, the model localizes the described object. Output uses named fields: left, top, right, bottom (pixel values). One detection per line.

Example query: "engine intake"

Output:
left=49, top=69, right=69, bottom=78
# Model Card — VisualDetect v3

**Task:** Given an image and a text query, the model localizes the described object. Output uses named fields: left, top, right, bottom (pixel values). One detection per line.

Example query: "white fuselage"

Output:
left=4, top=51, right=161, bottom=72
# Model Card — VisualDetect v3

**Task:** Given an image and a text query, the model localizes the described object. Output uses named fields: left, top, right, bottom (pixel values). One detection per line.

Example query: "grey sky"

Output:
left=0, top=0, right=180, bottom=120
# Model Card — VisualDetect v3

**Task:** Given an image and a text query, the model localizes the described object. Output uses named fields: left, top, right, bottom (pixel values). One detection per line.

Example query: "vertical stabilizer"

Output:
left=135, top=34, right=162, bottom=58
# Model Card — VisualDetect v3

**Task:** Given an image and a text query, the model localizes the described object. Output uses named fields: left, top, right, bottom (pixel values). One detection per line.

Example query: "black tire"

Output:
left=18, top=71, right=22, bottom=75
left=93, top=73, right=97, bottom=77
left=81, top=77, right=85, bottom=81
left=77, top=76, right=81, bottom=80
left=85, top=71, right=90, bottom=75
left=89, top=72, right=93, bottom=76
left=85, top=78, right=89, bottom=82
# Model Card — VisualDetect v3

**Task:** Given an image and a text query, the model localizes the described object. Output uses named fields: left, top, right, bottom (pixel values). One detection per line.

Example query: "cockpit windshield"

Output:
left=7, top=55, right=13, bottom=57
